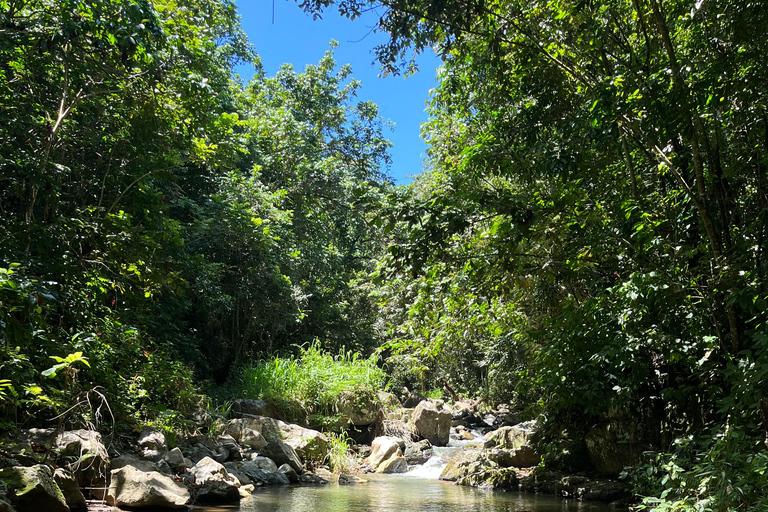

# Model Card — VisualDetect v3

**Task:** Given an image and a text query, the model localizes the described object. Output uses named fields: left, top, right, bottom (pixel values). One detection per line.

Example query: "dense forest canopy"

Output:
left=2, top=0, right=768, bottom=510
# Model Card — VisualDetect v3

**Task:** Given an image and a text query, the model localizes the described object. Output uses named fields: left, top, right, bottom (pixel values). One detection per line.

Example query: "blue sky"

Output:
left=234, top=0, right=442, bottom=184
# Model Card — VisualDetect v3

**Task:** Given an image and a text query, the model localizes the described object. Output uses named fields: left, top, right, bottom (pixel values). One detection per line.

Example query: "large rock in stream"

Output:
left=0, top=465, right=69, bottom=512
left=412, top=401, right=452, bottom=446
left=106, top=465, right=190, bottom=508
left=259, top=439, right=303, bottom=475
left=189, top=457, right=241, bottom=503
left=483, top=422, right=541, bottom=468
left=226, top=415, right=328, bottom=463
left=54, top=430, right=110, bottom=498
left=367, top=437, right=404, bottom=470
left=53, top=469, right=86, bottom=511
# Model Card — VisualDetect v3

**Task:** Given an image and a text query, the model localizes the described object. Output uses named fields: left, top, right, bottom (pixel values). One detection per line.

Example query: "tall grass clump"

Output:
left=326, top=431, right=354, bottom=474
left=235, top=341, right=387, bottom=419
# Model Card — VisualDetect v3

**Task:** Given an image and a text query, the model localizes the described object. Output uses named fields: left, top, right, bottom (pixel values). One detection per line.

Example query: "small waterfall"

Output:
left=405, top=429, right=485, bottom=479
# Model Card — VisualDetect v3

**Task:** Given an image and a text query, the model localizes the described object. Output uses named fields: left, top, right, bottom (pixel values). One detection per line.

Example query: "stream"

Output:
left=196, top=433, right=623, bottom=512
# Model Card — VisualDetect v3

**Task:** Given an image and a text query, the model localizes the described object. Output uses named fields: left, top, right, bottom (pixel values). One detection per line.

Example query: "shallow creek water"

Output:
left=196, top=434, right=622, bottom=512
left=208, top=474, right=620, bottom=512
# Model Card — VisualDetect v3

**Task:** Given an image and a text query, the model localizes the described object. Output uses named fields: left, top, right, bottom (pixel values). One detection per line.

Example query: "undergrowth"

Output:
left=234, top=341, right=387, bottom=419
left=326, top=431, right=354, bottom=474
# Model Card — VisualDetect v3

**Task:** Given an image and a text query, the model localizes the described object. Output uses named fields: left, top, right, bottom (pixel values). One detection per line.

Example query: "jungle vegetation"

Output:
left=2, top=0, right=768, bottom=510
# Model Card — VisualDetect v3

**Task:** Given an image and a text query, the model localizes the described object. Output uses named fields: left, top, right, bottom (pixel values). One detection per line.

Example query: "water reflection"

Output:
left=213, top=475, right=621, bottom=512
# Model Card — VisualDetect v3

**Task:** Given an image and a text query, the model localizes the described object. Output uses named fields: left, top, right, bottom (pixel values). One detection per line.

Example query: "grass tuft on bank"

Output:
left=234, top=341, right=387, bottom=420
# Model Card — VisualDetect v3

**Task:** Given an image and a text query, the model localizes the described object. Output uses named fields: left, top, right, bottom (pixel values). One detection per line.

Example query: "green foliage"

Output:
left=235, top=341, right=387, bottom=419
left=0, top=0, right=391, bottom=436
left=300, top=0, right=768, bottom=509
left=41, top=352, right=89, bottom=379
left=628, top=428, right=768, bottom=512
left=326, top=430, right=354, bottom=474
left=423, top=388, right=443, bottom=400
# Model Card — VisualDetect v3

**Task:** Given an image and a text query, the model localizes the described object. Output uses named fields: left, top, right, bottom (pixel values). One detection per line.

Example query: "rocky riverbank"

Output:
left=0, top=393, right=633, bottom=511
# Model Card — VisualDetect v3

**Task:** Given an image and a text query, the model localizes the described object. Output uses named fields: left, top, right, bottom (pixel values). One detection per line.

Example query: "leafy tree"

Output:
left=301, top=0, right=768, bottom=507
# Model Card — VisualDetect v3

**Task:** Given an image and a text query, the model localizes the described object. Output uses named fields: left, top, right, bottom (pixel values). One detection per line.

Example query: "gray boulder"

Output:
left=483, top=423, right=541, bottom=468
left=53, top=469, right=86, bottom=511
left=215, top=435, right=242, bottom=462
left=140, top=449, right=165, bottom=463
left=336, top=392, right=379, bottom=427
left=163, top=448, right=189, bottom=473
left=55, top=430, right=110, bottom=498
left=185, top=443, right=216, bottom=464
left=277, top=464, right=299, bottom=484
left=440, top=449, right=484, bottom=481
left=412, top=401, right=451, bottom=446
left=137, top=427, right=168, bottom=452
left=189, top=457, right=240, bottom=503
left=111, top=454, right=169, bottom=474
left=260, top=439, right=303, bottom=474
left=404, top=439, right=432, bottom=465
left=439, top=450, right=517, bottom=490
left=401, top=389, right=426, bottom=408
left=0, top=465, right=68, bottom=512
left=246, top=456, right=278, bottom=472
left=106, top=465, right=189, bottom=508
left=367, top=436, right=404, bottom=470
left=237, top=463, right=290, bottom=486
left=298, top=472, right=330, bottom=485
left=375, top=451, right=408, bottom=474
left=226, top=416, right=327, bottom=461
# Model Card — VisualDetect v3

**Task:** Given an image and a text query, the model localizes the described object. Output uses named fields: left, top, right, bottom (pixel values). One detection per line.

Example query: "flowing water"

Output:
left=197, top=431, right=622, bottom=512
left=221, top=473, right=620, bottom=512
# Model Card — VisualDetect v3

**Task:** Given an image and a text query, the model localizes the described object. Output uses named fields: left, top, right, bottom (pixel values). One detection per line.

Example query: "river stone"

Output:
left=227, top=416, right=327, bottom=461
left=226, top=469, right=252, bottom=486
left=337, top=392, right=379, bottom=427
left=215, top=434, right=242, bottom=462
left=189, top=457, right=241, bottom=503
left=185, top=443, right=216, bottom=464
left=298, top=472, right=330, bottom=485
left=484, top=423, right=541, bottom=468
left=375, top=451, right=408, bottom=474
left=164, top=447, right=188, bottom=473
left=260, top=439, right=303, bottom=474
left=138, top=427, right=168, bottom=452
left=55, top=430, right=110, bottom=498
left=0, top=465, right=68, bottom=512
left=367, top=436, right=403, bottom=470
left=106, top=465, right=189, bottom=508
left=456, top=465, right=518, bottom=491
left=247, top=456, right=278, bottom=473
left=281, top=427, right=328, bottom=462
left=377, top=391, right=402, bottom=410
left=250, top=468, right=290, bottom=486
left=111, top=454, right=168, bottom=473
left=439, top=449, right=484, bottom=481
left=412, top=401, right=451, bottom=446
left=401, top=390, right=426, bottom=408
left=53, top=469, right=86, bottom=511
left=278, top=464, right=299, bottom=484
left=404, top=439, right=432, bottom=464
left=240, top=429, right=267, bottom=451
